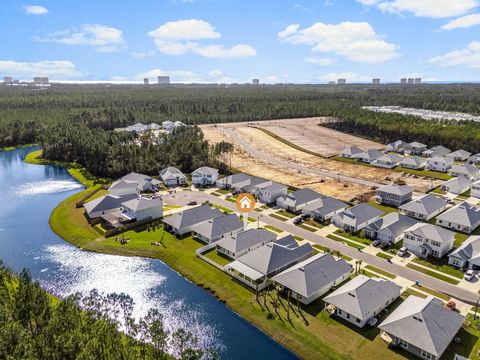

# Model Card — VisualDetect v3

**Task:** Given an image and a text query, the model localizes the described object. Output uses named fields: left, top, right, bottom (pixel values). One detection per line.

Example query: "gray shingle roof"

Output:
left=425, top=145, right=451, bottom=156
left=399, top=195, right=447, bottom=217
left=192, top=166, right=219, bottom=178
left=335, top=203, right=383, bottom=227
left=272, top=253, right=352, bottom=299
left=323, top=275, right=401, bottom=321
left=449, top=235, right=480, bottom=262
left=437, top=202, right=480, bottom=228
left=428, top=156, right=454, bottom=165
left=240, top=177, right=270, bottom=193
left=108, top=179, right=138, bottom=192
left=191, top=213, right=243, bottom=239
left=399, top=156, right=425, bottom=167
left=163, top=204, right=222, bottom=230
left=122, top=197, right=163, bottom=212
left=409, top=141, right=427, bottom=148
left=84, top=194, right=127, bottom=215
left=217, top=173, right=252, bottom=187
left=216, top=229, right=277, bottom=254
left=379, top=296, right=465, bottom=358
left=303, top=196, right=347, bottom=216
left=442, top=177, right=472, bottom=194
left=446, top=149, right=471, bottom=160
left=449, top=163, right=478, bottom=177
left=353, top=149, right=383, bottom=161
left=341, top=146, right=364, bottom=157
left=376, top=184, right=413, bottom=197
left=364, top=212, right=418, bottom=239
left=121, top=172, right=162, bottom=187
left=160, top=167, right=187, bottom=181
left=280, top=188, right=323, bottom=208
left=405, top=223, right=455, bottom=244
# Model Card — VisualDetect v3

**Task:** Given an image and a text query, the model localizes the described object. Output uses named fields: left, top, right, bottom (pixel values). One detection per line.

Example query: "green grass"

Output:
left=411, top=284, right=450, bottom=302
left=204, top=249, right=232, bottom=266
left=327, top=234, right=365, bottom=250
left=411, top=257, right=464, bottom=279
left=226, top=197, right=236, bottom=203
left=454, top=232, right=470, bottom=247
left=297, top=223, right=318, bottom=232
left=293, top=236, right=304, bottom=242
left=270, top=213, right=289, bottom=221
left=456, top=189, right=471, bottom=200
left=401, top=288, right=427, bottom=299
left=215, top=188, right=231, bottom=195
left=211, top=192, right=223, bottom=197
left=303, top=219, right=324, bottom=229
left=211, top=204, right=234, bottom=214
left=364, top=265, right=396, bottom=279
left=264, top=225, right=283, bottom=234
left=376, top=252, right=393, bottom=260
left=406, top=263, right=460, bottom=285
left=430, top=186, right=445, bottom=195
left=275, top=210, right=296, bottom=219
left=333, top=230, right=371, bottom=245
left=260, top=204, right=273, bottom=210
left=394, top=167, right=453, bottom=181
left=367, top=201, right=398, bottom=214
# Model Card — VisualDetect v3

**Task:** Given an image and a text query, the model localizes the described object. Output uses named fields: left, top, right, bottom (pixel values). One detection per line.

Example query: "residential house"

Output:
left=385, top=140, right=408, bottom=153
left=379, top=296, right=465, bottom=360
left=403, top=223, right=455, bottom=258
left=301, top=196, right=348, bottom=223
left=108, top=179, right=140, bottom=197
left=436, top=202, right=480, bottom=234
left=471, top=181, right=480, bottom=198
left=163, top=204, right=223, bottom=236
left=121, top=172, right=162, bottom=192
left=83, top=194, right=133, bottom=220
left=224, top=235, right=314, bottom=290
left=121, top=196, right=163, bottom=222
left=352, top=149, right=383, bottom=163
left=448, top=235, right=480, bottom=269
left=448, top=163, right=478, bottom=179
left=446, top=149, right=471, bottom=162
left=340, top=146, right=364, bottom=159
left=404, top=142, right=427, bottom=156
left=255, top=181, right=288, bottom=204
left=399, top=195, right=448, bottom=221
left=371, top=154, right=404, bottom=169
left=364, top=213, right=418, bottom=244
left=375, top=184, right=413, bottom=207
left=467, top=153, right=480, bottom=166
left=324, top=275, right=401, bottom=328
left=276, top=188, right=323, bottom=213
left=216, top=229, right=277, bottom=259
left=422, top=145, right=451, bottom=158
left=426, top=156, right=454, bottom=173
left=191, top=213, right=243, bottom=243
left=216, top=173, right=252, bottom=190
left=272, top=253, right=352, bottom=305
left=239, top=177, right=271, bottom=194
left=331, top=203, right=383, bottom=233
left=440, top=177, right=472, bottom=195
left=191, top=166, right=219, bottom=187
left=399, top=156, right=426, bottom=170
left=159, top=167, right=187, bottom=187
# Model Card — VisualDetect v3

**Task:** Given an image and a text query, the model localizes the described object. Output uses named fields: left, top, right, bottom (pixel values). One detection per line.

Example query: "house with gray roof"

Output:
left=403, top=223, right=455, bottom=258
left=375, top=184, right=413, bottom=207
left=121, top=172, right=162, bottom=192
left=324, top=275, right=401, bottom=328
left=191, top=166, right=219, bottom=187
left=191, top=213, right=243, bottom=243
left=399, top=156, right=426, bottom=170
left=446, top=149, right=471, bottom=162
left=364, top=213, right=418, bottom=244
left=332, top=203, right=383, bottom=233
left=422, top=145, right=451, bottom=158
left=426, top=156, right=454, bottom=173
left=122, top=196, right=163, bottom=222
left=404, top=142, right=427, bottom=156
left=163, top=204, right=223, bottom=236
left=399, top=195, right=448, bottom=221
left=371, top=153, right=404, bottom=169
left=84, top=194, right=133, bottom=220
left=471, top=181, right=480, bottom=199
left=276, top=188, right=323, bottom=213
left=353, top=149, right=383, bottom=164
left=239, top=177, right=271, bottom=194
left=340, top=146, right=364, bottom=159
left=224, top=235, right=314, bottom=290
left=159, top=167, right=187, bottom=187
left=254, top=181, right=288, bottom=204
left=467, top=153, right=480, bottom=166
left=379, top=296, right=465, bottom=360
left=272, top=253, right=352, bottom=305
left=108, top=179, right=140, bottom=197
left=440, top=177, right=472, bottom=195
left=216, top=173, right=252, bottom=190
left=448, top=235, right=480, bottom=269
left=385, top=140, right=408, bottom=153
left=448, top=163, right=479, bottom=180
left=436, top=202, right=480, bottom=234
left=216, top=229, right=277, bottom=259
left=301, top=196, right=348, bottom=223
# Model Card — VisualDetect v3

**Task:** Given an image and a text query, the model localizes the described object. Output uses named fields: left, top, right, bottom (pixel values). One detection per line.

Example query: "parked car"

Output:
left=187, top=200, right=197, bottom=206
left=293, top=217, right=303, bottom=225
left=397, top=247, right=408, bottom=257
left=372, top=240, right=382, bottom=247
left=301, top=213, right=311, bottom=220
left=464, top=269, right=476, bottom=281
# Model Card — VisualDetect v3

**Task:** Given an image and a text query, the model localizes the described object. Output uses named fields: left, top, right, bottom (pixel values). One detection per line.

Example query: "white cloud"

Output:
left=0, top=60, right=84, bottom=79
left=130, top=50, right=155, bottom=58
left=208, top=69, right=224, bottom=77
left=24, top=5, right=49, bottom=15
left=357, top=0, right=479, bottom=18
left=319, top=72, right=370, bottom=82
left=442, top=13, right=480, bottom=29
left=278, top=21, right=399, bottom=63
left=148, top=19, right=256, bottom=58
left=428, top=42, right=480, bottom=70
left=304, top=56, right=336, bottom=66
left=38, top=24, right=125, bottom=52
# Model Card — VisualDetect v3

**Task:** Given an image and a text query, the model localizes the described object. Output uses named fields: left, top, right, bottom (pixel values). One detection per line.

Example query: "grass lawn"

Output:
left=303, top=219, right=324, bottom=229
left=211, top=204, right=234, bottom=214
left=263, top=225, right=283, bottom=234
left=411, top=284, right=450, bottom=302
left=327, top=234, right=365, bottom=250
left=367, top=201, right=399, bottom=215
left=406, top=263, right=460, bottom=285
left=376, top=252, right=393, bottom=260
left=211, top=192, right=223, bottom=197
left=455, top=232, right=470, bottom=247
left=204, top=249, right=232, bottom=266
left=334, top=230, right=371, bottom=246
left=429, top=187, right=445, bottom=195
left=456, top=189, right=471, bottom=200
left=411, top=257, right=464, bottom=279
left=215, top=188, right=231, bottom=195
left=270, top=213, right=289, bottom=222
left=401, top=288, right=427, bottom=299
left=293, top=236, right=304, bottom=242
left=394, top=167, right=452, bottom=181
left=226, top=197, right=236, bottom=203
left=364, top=265, right=396, bottom=279
left=260, top=204, right=274, bottom=210
left=275, top=210, right=296, bottom=219
left=297, top=223, right=318, bottom=232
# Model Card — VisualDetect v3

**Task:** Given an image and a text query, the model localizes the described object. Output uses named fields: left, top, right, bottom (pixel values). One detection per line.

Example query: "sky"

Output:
left=1, top=0, right=480, bottom=83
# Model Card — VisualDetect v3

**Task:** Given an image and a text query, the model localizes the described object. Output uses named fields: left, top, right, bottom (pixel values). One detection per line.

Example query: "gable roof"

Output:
left=446, top=149, right=471, bottom=159
left=160, top=167, right=187, bottom=181
left=121, top=172, right=161, bottom=187
left=272, top=253, right=352, bottom=298
left=425, top=145, right=451, bottom=156
left=399, top=195, right=447, bottom=216
left=442, top=177, right=472, bottom=193
left=257, top=181, right=287, bottom=193
left=84, top=194, right=135, bottom=215
left=341, top=146, right=364, bottom=156
left=163, top=204, right=222, bottom=229
left=353, top=149, right=383, bottom=161
left=375, top=153, right=404, bottom=163
left=364, top=212, right=418, bottom=239
left=323, top=275, right=401, bottom=321
left=449, top=163, right=478, bottom=177
left=376, top=184, right=413, bottom=197
left=216, top=229, right=277, bottom=254
left=437, top=202, right=480, bottom=228
left=109, top=179, right=139, bottom=192
left=399, top=156, right=425, bottom=167
left=405, top=223, right=455, bottom=244
left=409, top=141, right=427, bottom=148
left=302, top=196, right=347, bottom=215
left=122, top=196, right=163, bottom=212
left=240, top=177, right=271, bottom=193
left=280, top=188, right=323, bottom=208
left=217, top=173, right=252, bottom=187
left=192, top=166, right=219, bottom=177
left=335, top=203, right=383, bottom=227
left=428, top=156, right=454, bottom=165
left=191, top=213, right=243, bottom=239
left=449, top=235, right=480, bottom=262
left=379, top=296, right=464, bottom=358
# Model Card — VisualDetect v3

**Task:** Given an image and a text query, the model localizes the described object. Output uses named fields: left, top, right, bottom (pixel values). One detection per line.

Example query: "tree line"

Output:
left=0, top=261, right=217, bottom=359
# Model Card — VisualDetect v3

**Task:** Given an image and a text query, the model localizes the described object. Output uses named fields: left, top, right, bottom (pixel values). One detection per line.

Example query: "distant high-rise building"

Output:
left=144, top=78, right=149, bottom=85
left=337, top=78, right=346, bottom=85
left=33, top=77, right=49, bottom=85
left=252, top=78, right=260, bottom=85
left=407, top=78, right=414, bottom=84
left=3, top=76, right=12, bottom=84
left=372, top=78, right=380, bottom=85
left=414, top=78, right=422, bottom=84
left=158, top=76, right=170, bottom=84
left=400, top=78, right=407, bottom=84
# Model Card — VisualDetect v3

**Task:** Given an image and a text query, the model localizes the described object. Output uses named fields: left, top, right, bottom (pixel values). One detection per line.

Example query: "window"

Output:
left=431, top=250, right=439, bottom=257
left=451, top=258, right=461, bottom=266
left=399, top=339, right=408, bottom=349
left=346, top=313, right=350, bottom=319
left=421, top=350, right=432, bottom=360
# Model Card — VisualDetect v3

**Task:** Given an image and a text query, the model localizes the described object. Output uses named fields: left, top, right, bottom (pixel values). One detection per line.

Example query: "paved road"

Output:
left=222, top=128, right=383, bottom=188
left=165, top=191, right=480, bottom=305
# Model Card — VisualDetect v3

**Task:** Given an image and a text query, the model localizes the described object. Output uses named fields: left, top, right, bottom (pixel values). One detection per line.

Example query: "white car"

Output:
left=464, top=269, right=476, bottom=281
left=397, top=247, right=408, bottom=257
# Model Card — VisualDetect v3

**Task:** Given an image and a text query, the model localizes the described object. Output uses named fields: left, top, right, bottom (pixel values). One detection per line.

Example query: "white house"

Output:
left=448, top=163, right=479, bottom=179
left=422, top=145, right=451, bottom=158
left=216, top=229, right=277, bottom=259
left=403, top=223, right=455, bottom=258
left=371, top=154, right=404, bottom=169
left=404, top=142, right=427, bottom=155
left=446, top=149, right=471, bottom=162
left=385, top=140, right=408, bottom=153
left=426, top=156, right=454, bottom=173
left=399, top=156, right=426, bottom=170
left=121, top=197, right=163, bottom=222
left=191, top=213, right=243, bottom=243
left=163, top=204, right=223, bottom=236
left=276, top=188, right=323, bottom=213
left=108, top=179, right=139, bottom=197
left=331, top=203, right=383, bottom=233
left=448, top=236, right=480, bottom=269
left=301, top=196, right=348, bottom=223
left=440, top=177, right=472, bottom=195
left=121, top=172, right=162, bottom=192
left=340, top=146, right=364, bottom=159
left=399, top=195, right=448, bottom=221
left=436, top=202, right=480, bottom=234
left=352, top=149, right=383, bottom=163
left=191, top=166, right=219, bottom=187
left=471, top=181, right=480, bottom=198
left=375, top=184, right=413, bottom=207
left=160, top=166, right=187, bottom=187
left=255, top=181, right=288, bottom=204
left=364, top=213, right=418, bottom=244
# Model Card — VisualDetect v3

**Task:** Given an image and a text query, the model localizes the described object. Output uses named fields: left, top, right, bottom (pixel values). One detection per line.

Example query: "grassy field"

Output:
left=327, top=234, right=365, bottom=250
left=367, top=201, right=399, bottom=215
left=411, top=257, right=464, bottom=279
left=394, top=167, right=452, bottom=181
left=406, top=263, right=460, bottom=285
left=334, top=230, right=371, bottom=245
left=275, top=210, right=296, bottom=219
left=364, top=265, right=396, bottom=279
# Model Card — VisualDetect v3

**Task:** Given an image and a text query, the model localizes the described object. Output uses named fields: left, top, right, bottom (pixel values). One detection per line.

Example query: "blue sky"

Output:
left=1, top=0, right=479, bottom=83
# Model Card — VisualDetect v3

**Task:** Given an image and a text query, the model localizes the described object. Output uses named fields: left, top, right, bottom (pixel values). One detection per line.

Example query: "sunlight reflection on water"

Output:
left=13, top=179, right=83, bottom=197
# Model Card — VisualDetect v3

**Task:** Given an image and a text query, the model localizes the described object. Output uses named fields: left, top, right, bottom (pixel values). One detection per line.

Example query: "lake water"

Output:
left=0, top=147, right=298, bottom=360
